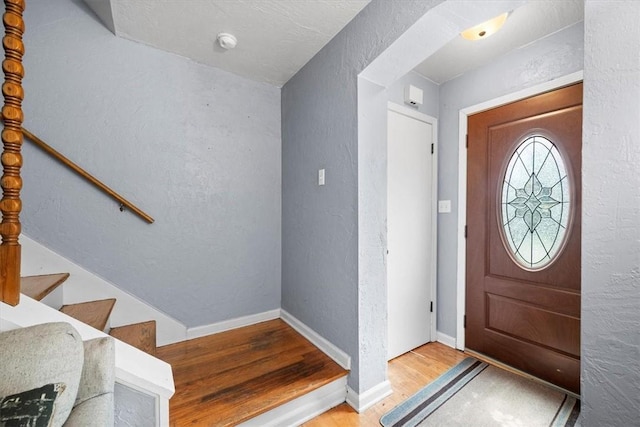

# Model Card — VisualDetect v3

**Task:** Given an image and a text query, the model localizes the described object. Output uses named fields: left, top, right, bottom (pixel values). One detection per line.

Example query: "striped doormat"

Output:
left=380, top=357, right=580, bottom=427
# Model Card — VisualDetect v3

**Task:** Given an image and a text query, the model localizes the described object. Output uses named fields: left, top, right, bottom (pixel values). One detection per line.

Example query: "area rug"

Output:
left=380, top=357, right=580, bottom=427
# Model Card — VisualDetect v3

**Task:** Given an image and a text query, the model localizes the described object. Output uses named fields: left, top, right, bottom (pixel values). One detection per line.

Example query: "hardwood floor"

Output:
left=156, top=319, right=348, bottom=427
left=303, top=341, right=467, bottom=426
left=157, top=317, right=465, bottom=427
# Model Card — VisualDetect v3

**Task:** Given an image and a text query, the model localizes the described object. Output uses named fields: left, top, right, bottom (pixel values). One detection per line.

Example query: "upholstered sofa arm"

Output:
left=0, top=322, right=85, bottom=426
left=64, top=336, right=115, bottom=426
left=0, top=322, right=115, bottom=427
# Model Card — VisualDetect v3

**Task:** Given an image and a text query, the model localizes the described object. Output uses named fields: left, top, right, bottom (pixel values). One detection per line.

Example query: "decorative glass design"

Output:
left=501, top=136, right=570, bottom=270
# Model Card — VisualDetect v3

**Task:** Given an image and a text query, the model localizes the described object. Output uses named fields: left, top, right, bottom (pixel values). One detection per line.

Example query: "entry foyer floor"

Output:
left=304, top=340, right=466, bottom=425
left=157, top=318, right=465, bottom=426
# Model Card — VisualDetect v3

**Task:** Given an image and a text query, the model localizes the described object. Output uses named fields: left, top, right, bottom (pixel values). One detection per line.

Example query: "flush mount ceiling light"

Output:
left=461, top=12, right=509, bottom=41
left=217, top=32, right=237, bottom=50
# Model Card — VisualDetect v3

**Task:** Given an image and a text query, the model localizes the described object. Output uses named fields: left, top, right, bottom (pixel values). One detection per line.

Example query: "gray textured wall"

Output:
left=114, top=383, right=156, bottom=427
left=581, top=1, right=640, bottom=425
left=282, top=0, right=447, bottom=393
left=20, top=0, right=281, bottom=327
left=436, top=22, right=584, bottom=337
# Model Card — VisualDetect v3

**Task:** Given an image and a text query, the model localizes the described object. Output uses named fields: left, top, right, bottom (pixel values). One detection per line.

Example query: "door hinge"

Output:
left=430, top=301, right=433, bottom=313
left=431, top=143, right=434, bottom=154
left=466, top=134, right=469, bottom=148
left=464, top=315, right=467, bottom=328
left=465, top=225, right=468, bottom=238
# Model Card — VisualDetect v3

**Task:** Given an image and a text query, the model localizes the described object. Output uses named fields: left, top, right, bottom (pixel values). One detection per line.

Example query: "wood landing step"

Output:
left=156, top=319, right=348, bottom=427
left=21, top=273, right=70, bottom=301
left=110, top=321, right=157, bottom=356
left=60, top=298, right=116, bottom=332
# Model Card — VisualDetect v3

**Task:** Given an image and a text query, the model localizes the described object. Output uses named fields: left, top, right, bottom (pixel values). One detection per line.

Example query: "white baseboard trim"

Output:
left=238, top=376, right=347, bottom=427
left=436, top=331, right=456, bottom=349
left=346, top=380, right=392, bottom=413
left=280, top=309, right=351, bottom=370
left=187, top=309, right=281, bottom=340
left=20, top=234, right=188, bottom=346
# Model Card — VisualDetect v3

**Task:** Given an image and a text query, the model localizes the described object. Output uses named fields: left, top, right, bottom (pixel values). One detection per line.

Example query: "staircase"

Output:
left=0, top=5, right=172, bottom=425
left=21, top=273, right=158, bottom=355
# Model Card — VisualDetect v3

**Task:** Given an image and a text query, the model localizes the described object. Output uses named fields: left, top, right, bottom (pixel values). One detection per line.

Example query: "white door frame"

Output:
left=388, top=101, right=438, bottom=344
left=455, top=71, right=584, bottom=350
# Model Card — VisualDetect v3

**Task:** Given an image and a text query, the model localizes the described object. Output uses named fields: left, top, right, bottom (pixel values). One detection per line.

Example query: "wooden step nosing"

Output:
left=59, top=298, right=117, bottom=332
left=236, top=375, right=348, bottom=426
left=110, top=320, right=156, bottom=332
left=59, top=298, right=117, bottom=311
left=21, top=273, right=70, bottom=301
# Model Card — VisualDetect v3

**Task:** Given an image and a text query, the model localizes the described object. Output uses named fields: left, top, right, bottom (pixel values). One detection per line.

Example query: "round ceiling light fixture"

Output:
left=217, top=32, right=237, bottom=50
left=461, top=12, right=509, bottom=41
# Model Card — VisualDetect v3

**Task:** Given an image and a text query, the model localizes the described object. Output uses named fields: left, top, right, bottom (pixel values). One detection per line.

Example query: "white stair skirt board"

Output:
left=436, top=331, right=456, bottom=349
left=38, top=282, right=64, bottom=310
left=0, top=317, right=19, bottom=332
left=346, top=380, right=393, bottom=413
left=20, top=234, right=188, bottom=346
left=186, top=309, right=281, bottom=340
left=237, top=376, right=348, bottom=427
left=0, top=296, right=174, bottom=427
left=280, top=309, right=351, bottom=370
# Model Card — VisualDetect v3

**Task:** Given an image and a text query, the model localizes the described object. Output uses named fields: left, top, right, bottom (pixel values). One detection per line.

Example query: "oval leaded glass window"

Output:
left=500, top=135, right=570, bottom=270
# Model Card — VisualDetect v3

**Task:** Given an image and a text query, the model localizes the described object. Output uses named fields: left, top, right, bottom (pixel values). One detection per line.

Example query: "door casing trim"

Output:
left=455, top=70, right=583, bottom=350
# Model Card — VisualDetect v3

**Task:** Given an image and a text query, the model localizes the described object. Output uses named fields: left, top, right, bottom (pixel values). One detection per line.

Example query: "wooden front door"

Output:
left=466, top=83, right=582, bottom=393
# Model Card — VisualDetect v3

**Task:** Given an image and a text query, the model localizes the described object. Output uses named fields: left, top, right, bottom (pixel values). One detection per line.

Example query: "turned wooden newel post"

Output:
left=0, top=0, right=25, bottom=306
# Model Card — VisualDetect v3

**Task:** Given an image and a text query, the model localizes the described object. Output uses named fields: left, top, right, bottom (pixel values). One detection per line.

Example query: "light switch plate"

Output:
left=438, top=200, right=451, bottom=213
left=318, top=169, right=325, bottom=186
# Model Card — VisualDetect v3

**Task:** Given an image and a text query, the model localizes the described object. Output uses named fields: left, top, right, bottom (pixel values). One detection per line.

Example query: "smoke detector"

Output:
left=217, top=33, right=237, bottom=50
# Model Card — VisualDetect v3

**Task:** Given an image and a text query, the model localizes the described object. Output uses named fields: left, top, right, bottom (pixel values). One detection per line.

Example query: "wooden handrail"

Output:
left=1, top=0, right=25, bottom=306
left=21, top=127, right=155, bottom=224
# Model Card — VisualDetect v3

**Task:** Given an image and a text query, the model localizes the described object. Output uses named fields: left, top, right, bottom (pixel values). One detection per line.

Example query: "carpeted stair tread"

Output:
left=60, top=298, right=116, bottom=332
left=110, top=321, right=157, bottom=356
left=21, top=273, right=70, bottom=301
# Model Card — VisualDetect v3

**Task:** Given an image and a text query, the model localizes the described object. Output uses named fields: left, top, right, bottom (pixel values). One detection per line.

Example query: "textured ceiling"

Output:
left=85, top=0, right=583, bottom=88
left=414, top=0, right=584, bottom=84
left=96, top=0, right=370, bottom=87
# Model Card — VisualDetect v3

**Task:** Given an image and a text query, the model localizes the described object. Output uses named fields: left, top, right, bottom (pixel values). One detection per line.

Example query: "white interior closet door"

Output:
left=387, top=104, right=437, bottom=361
